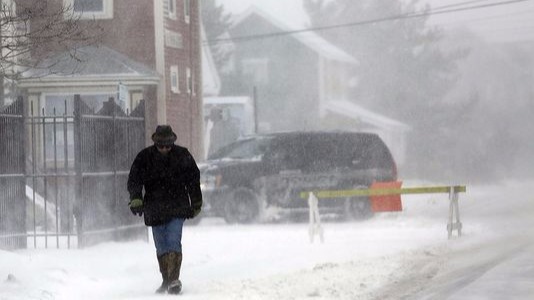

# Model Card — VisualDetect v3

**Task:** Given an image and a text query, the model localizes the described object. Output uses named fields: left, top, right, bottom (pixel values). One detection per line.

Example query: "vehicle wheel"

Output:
left=223, top=188, right=260, bottom=224
left=341, top=184, right=372, bottom=220
left=349, top=196, right=373, bottom=220
left=345, top=184, right=373, bottom=220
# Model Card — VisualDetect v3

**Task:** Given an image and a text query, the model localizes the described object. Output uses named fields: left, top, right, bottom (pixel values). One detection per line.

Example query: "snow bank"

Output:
left=1, top=180, right=533, bottom=299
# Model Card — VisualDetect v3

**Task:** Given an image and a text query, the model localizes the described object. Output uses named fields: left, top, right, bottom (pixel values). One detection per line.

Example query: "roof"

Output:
left=231, top=6, right=358, bottom=64
left=325, top=100, right=410, bottom=132
left=204, top=96, right=251, bottom=105
left=19, top=46, right=160, bottom=87
left=260, top=130, right=380, bottom=139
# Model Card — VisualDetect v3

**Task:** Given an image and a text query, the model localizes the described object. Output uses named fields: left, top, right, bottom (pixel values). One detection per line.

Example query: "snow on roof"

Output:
left=231, top=6, right=358, bottom=64
left=204, top=96, right=251, bottom=105
left=325, top=100, right=410, bottom=131
left=23, top=46, right=158, bottom=79
left=201, top=24, right=221, bottom=96
left=19, top=46, right=160, bottom=88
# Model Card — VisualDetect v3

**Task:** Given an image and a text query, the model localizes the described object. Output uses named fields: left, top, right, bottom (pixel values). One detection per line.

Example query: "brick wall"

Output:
left=163, top=0, right=203, bottom=159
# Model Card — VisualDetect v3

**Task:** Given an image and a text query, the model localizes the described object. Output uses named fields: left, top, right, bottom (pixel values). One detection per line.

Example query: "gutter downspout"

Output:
left=154, top=0, right=166, bottom=124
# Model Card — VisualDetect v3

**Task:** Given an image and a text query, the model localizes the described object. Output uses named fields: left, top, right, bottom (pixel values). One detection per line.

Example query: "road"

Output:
left=372, top=181, right=534, bottom=300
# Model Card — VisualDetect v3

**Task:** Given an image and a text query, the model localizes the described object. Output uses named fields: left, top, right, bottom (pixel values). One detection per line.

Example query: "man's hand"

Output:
left=129, top=198, right=143, bottom=216
left=193, top=207, right=201, bottom=218
left=186, top=207, right=201, bottom=219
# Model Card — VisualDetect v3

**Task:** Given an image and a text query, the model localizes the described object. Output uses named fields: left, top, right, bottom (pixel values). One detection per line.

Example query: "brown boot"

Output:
left=167, top=252, right=183, bottom=294
left=155, top=254, right=169, bottom=294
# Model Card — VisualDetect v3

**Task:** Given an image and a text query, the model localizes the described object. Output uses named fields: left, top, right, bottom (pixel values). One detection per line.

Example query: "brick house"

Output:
left=17, top=0, right=203, bottom=157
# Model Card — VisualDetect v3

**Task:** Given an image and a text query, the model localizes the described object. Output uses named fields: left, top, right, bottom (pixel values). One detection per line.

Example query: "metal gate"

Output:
left=0, top=98, right=26, bottom=249
left=0, top=95, right=147, bottom=250
left=74, top=95, right=147, bottom=247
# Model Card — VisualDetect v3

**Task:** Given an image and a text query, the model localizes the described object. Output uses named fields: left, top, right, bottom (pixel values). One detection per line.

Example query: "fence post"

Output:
left=19, top=97, right=27, bottom=249
left=73, top=94, right=83, bottom=248
left=30, top=101, right=37, bottom=248
left=111, top=97, right=121, bottom=241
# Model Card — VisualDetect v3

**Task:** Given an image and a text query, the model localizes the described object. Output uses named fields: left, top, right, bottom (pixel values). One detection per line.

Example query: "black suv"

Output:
left=199, top=131, right=397, bottom=223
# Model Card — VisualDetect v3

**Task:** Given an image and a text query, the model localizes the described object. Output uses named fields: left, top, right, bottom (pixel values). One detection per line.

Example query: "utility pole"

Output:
left=253, top=86, right=258, bottom=134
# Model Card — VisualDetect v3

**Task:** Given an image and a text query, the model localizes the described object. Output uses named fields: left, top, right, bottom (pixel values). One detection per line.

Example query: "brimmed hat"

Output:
left=151, top=125, right=177, bottom=146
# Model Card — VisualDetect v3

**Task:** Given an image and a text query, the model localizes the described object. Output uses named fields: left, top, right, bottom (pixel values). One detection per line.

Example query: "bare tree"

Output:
left=0, top=0, right=101, bottom=102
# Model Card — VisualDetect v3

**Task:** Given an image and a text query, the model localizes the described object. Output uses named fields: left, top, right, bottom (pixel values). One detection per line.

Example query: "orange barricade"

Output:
left=370, top=181, right=403, bottom=212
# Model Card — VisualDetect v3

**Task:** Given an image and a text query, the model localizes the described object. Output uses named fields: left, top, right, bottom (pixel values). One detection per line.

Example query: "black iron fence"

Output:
left=0, top=95, right=147, bottom=250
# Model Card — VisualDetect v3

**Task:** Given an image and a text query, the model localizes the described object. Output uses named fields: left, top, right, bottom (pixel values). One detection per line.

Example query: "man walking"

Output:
left=127, top=125, right=202, bottom=294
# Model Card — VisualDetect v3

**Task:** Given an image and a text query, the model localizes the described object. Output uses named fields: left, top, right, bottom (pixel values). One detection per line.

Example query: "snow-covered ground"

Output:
left=1, top=180, right=533, bottom=299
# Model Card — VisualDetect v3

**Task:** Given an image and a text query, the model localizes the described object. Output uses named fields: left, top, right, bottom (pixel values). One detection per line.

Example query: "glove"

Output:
left=129, top=198, right=143, bottom=216
left=186, top=207, right=201, bottom=219
left=193, top=207, right=201, bottom=218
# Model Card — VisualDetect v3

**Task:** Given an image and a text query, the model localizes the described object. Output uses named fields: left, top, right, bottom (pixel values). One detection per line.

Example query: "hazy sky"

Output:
left=426, top=0, right=534, bottom=42
left=217, top=0, right=534, bottom=43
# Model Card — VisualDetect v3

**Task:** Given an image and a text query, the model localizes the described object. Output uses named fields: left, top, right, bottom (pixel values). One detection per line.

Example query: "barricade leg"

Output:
left=447, top=188, right=463, bottom=239
left=308, top=193, right=324, bottom=243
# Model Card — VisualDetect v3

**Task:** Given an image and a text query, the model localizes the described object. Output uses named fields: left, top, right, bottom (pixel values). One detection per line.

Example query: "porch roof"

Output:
left=19, top=46, right=160, bottom=88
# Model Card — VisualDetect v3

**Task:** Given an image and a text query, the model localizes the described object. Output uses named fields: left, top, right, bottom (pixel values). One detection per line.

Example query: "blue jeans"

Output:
left=152, top=218, right=185, bottom=257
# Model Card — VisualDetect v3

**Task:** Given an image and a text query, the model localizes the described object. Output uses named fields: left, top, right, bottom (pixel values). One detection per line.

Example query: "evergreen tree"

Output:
left=304, top=0, right=467, bottom=180
left=304, top=0, right=463, bottom=122
left=200, top=0, right=233, bottom=72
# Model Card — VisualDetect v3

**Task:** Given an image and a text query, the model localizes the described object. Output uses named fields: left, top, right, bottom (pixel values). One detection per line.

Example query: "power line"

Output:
left=203, top=0, right=533, bottom=45
left=432, top=7, right=534, bottom=26
left=429, top=0, right=497, bottom=11
left=484, top=24, right=534, bottom=31
left=431, top=5, right=534, bottom=40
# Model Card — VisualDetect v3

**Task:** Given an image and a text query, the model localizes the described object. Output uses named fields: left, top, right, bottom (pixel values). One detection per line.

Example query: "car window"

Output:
left=366, top=137, right=394, bottom=168
left=267, top=138, right=306, bottom=170
left=296, top=133, right=393, bottom=170
left=301, top=134, right=358, bottom=169
left=208, top=136, right=272, bottom=160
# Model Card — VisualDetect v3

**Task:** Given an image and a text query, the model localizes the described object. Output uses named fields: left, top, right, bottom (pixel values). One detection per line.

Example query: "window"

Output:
left=42, top=94, right=111, bottom=165
left=165, top=0, right=176, bottom=19
left=74, top=0, right=102, bottom=12
left=165, top=30, right=183, bottom=48
left=210, top=137, right=273, bottom=160
left=184, top=0, right=190, bottom=23
left=186, top=67, right=194, bottom=95
left=170, top=65, right=180, bottom=94
left=65, top=0, right=113, bottom=19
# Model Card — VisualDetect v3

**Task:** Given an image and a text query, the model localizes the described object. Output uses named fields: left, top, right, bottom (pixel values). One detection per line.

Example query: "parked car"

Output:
left=198, top=131, right=398, bottom=223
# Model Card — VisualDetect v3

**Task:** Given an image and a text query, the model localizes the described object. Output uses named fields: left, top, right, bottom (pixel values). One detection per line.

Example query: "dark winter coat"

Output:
left=127, top=145, right=202, bottom=226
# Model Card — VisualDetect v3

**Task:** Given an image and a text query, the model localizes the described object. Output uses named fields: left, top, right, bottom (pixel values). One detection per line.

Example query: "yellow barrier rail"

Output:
left=300, top=185, right=466, bottom=239
left=300, top=185, right=466, bottom=199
